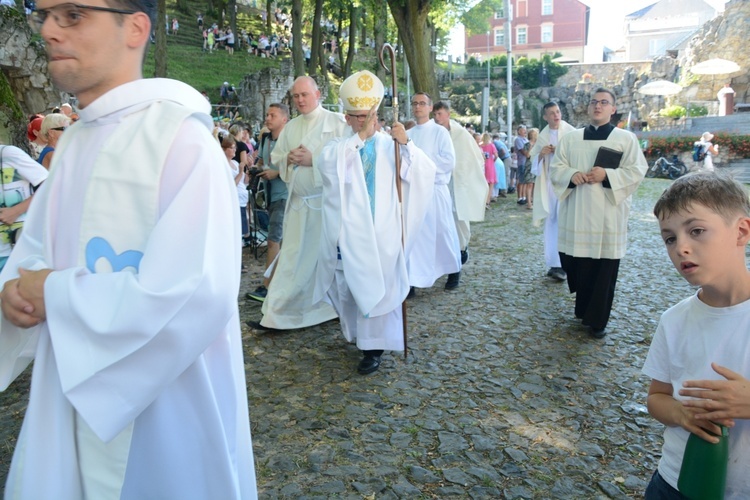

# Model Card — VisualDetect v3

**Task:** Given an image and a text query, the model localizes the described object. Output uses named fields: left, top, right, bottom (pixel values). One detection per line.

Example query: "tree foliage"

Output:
left=512, top=55, right=567, bottom=89
left=461, top=0, right=504, bottom=36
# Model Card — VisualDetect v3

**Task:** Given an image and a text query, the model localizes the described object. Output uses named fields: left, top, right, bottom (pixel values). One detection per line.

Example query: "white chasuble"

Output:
left=0, top=79, right=256, bottom=499
left=262, top=106, right=348, bottom=329
left=316, top=131, right=435, bottom=349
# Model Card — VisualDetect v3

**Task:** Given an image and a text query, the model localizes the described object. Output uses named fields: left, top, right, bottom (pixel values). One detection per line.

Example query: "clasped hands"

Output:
left=570, top=166, right=607, bottom=186
left=678, top=363, right=750, bottom=433
left=0, top=268, right=51, bottom=328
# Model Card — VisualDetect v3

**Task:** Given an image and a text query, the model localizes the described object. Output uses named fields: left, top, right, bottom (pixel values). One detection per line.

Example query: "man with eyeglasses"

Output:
left=549, top=88, right=647, bottom=339
left=246, top=76, right=347, bottom=332
left=0, top=0, right=257, bottom=497
left=406, top=92, right=462, bottom=293
left=315, top=71, right=435, bottom=375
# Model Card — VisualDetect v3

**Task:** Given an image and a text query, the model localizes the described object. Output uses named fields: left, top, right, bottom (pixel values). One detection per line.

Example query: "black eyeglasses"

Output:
left=589, top=99, right=613, bottom=107
left=346, top=114, right=368, bottom=121
left=30, top=3, right=138, bottom=32
left=411, top=101, right=430, bottom=107
left=50, top=126, right=67, bottom=131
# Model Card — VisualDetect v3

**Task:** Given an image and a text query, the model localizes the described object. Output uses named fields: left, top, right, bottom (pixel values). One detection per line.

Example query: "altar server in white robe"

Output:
left=406, top=93, right=462, bottom=292
left=251, top=76, right=348, bottom=330
left=550, top=88, right=647, bottom=339
left=315, top=71, right=436, bottom=375
left=432, top=101, right=487, bottom=266
left=0, top=1, right=255, bottom=498
left=530, top=102, right=577, bottom=282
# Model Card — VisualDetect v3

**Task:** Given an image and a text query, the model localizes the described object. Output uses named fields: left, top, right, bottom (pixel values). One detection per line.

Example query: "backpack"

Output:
left=692, top=142, right=706, bottom=162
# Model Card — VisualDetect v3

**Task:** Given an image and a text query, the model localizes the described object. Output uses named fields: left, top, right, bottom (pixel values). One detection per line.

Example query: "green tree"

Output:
left=386, top=0, right=439, bottom=98
left=291, top=0, right=305, bottom=77
left=154, top=0, right=167, bottom=77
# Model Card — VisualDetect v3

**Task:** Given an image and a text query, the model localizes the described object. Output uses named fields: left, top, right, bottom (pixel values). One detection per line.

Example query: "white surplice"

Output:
left=549, top=126, right=648, bottom=260
left=0, top=79, right=256, bottom=499
left=406, top=120, right=461, bottom=287
left=262, top=105, right=348, bottom=329
left=530, top=121, right=577, bottom=268
left=445, top=120, right=487, bottom=223
left=315, top=132, right=435, bottom=350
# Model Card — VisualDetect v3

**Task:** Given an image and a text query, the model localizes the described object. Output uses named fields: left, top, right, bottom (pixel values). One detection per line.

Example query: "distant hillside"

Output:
left=143, top=0, right=282, bottom=103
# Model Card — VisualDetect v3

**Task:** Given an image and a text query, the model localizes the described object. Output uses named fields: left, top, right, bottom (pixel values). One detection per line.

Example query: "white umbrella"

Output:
left=690, top=58, right=741, bottom=75
left=637, top=80, right=682, bottom=96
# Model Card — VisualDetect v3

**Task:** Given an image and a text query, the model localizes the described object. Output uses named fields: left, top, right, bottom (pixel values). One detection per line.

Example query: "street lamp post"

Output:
left=505, top=0, right=513, bottom=144
left=482, top=31, right=490, bottom=132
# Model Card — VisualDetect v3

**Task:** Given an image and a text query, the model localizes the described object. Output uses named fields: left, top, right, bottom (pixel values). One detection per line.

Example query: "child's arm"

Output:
left=679, top=362, right=750, bottom=421
left=648, top=379, right=726, bottom=443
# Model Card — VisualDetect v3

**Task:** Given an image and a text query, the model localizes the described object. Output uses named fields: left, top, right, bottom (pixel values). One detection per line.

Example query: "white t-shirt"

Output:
left=642, top=292, right=750, bottom=497
left=0, top=145, right=49, bottom=257
left=228, top=159, right=248, bottom=207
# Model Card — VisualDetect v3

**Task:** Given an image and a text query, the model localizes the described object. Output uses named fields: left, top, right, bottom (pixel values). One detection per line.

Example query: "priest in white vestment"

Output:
left=530, top=102, right=577, bottom=282
left=432, top=101, right=487, bottom=266
left=549, top=89, right=647, bottom=339
left=0, top=3, right=255, bottom=496
left=405, top=93, right=462, bottom=292
left=252, top=76, right=348, bottom=330
left=315, top=71, right=436, bottom=374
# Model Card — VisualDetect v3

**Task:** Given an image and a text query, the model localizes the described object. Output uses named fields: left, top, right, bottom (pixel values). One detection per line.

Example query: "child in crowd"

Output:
left=642, top=171, right=750, bottom=498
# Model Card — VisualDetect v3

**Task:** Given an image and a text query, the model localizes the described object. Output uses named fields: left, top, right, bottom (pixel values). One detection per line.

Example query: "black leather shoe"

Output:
left=357, top=355, right=381, bottom=375
left=461, top=248, right=469, bottom=265
left=406, top=286, right=416, bottom=299
left=246, top=320, right=278, bottom=332
left=548, top=267, right=567, bottom=281
left=445, top=272, right=460, bottom=290
left=590, top=327, right=607, bottom=339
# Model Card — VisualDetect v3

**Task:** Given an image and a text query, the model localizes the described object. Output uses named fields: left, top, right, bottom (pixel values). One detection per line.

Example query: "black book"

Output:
left=594, top=146, right=623, bottom=169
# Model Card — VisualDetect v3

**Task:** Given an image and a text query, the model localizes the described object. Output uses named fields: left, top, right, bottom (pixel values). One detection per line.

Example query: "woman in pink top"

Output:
left=480, top=133, right=498, bottom=207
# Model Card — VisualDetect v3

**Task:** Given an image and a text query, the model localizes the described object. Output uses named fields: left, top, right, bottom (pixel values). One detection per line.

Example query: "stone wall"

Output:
left=1, top=6, right=65, bottom=147
left=555, top=61, right=654, bottom=88
left=681, top=0, right=750, bottom=103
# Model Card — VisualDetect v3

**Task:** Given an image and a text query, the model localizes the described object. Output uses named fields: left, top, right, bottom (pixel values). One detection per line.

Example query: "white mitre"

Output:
left=340, top=70, right=384, bottom=112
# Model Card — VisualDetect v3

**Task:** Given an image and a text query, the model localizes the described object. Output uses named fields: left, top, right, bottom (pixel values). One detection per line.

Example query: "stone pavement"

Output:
left=238, top=178, right=696, bottom=499
left=0, top=178, right=700, bottom=498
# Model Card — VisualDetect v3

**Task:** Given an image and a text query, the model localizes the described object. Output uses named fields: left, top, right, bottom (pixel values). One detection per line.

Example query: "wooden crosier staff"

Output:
left=378, top=43, right=408, bottom=360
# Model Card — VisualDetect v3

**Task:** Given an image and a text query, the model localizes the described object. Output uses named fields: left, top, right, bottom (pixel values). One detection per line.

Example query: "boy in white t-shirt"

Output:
left=643, top=171, right=750, bottom=498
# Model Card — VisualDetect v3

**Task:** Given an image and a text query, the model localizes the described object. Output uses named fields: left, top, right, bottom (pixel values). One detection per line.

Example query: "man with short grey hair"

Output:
left=248, top=76, right=348, bottom=330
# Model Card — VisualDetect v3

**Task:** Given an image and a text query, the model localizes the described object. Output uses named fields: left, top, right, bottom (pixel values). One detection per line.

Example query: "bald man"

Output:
left=248, top=76, right=348, bottom=330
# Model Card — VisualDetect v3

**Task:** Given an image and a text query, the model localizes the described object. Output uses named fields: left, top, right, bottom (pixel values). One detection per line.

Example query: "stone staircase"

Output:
left=687, top=114, right=750, bottom=135
left=720, top=158, right=750, bottom=183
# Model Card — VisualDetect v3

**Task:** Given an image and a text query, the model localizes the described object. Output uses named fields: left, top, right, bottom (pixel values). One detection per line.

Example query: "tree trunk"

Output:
left=228, top=0, right=236, bottom=43
left=309, top=0, right=323, bottom=76
left=291, top=0, right=305, bottom=77
left=343, top=4, right=357, bottom=78
left=154, top=0, right=167, bottom=77
left=386, top=0, right=439, bottom=100
left=266, top=0, right=272, bottom=34
left=335, top=6, right=345, bottom=72
left=373, top=0, right=387, bottom=88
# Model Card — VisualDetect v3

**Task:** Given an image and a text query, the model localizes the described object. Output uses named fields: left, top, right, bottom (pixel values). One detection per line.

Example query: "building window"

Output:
left=542, top=0, right=553, bottom=15
left=494, top=8, right=504, bottom=19
left=649, top=38, right=666, bottom=56
left=517, top=0, right=527, bottom=17
left=541, top=24, right=553, bottom=43
left=494, top=29, right=504, bottom=46
left=517, top=26, right=527, bottom=45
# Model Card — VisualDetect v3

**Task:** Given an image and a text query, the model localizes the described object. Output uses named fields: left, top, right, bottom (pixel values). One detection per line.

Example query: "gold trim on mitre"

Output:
left=346, top=96, right=382, bottom=109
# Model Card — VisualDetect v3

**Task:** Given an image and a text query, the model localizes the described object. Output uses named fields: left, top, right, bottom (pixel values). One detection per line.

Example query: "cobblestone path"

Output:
left=0, top=178, right=707, bottom=498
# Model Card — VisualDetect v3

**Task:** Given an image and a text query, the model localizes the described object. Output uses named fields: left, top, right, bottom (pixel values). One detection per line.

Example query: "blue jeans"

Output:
left=645, top=470, right=688, bottom=500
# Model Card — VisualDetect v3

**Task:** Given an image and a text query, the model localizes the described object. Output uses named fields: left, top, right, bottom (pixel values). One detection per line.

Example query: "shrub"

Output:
left=659, top=105, right=686, bottom=119
left=640, top=134, right=750, bottom=159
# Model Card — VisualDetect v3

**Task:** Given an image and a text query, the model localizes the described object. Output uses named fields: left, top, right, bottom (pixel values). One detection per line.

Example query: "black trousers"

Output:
left=559, top=253, right=620, bottom=331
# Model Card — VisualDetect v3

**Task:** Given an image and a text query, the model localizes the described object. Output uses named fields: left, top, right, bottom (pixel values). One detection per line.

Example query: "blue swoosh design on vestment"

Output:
left=85, top=237, right=144, bottom=273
